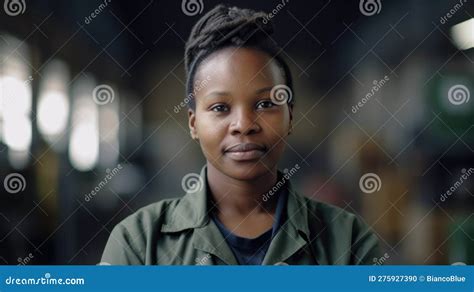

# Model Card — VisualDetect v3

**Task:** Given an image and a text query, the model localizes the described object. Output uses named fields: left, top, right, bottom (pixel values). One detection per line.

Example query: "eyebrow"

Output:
left=203, top=86, right=274, bottom=99
left=255, top=86, right=274, bottom=95
left=203, top=91, right=231, bottom=99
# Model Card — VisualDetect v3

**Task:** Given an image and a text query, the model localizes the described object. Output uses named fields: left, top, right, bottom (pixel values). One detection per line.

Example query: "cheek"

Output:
left=263, top=110, right=291, bottom=136
left=261, top=111, right=291, bottom=153
left=195, top=114, right=227, bottom=154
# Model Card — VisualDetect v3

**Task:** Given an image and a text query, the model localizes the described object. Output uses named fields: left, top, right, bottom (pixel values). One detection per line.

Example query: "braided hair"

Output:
left=184, top=4, right=293, bottom=110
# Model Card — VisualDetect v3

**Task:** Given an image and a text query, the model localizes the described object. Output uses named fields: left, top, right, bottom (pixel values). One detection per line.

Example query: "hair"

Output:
left=184, top=4, right=294, bottom=110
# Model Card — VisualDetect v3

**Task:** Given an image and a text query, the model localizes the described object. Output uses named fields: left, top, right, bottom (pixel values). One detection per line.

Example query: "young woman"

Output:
left=101, top=4, right=380, bottom=265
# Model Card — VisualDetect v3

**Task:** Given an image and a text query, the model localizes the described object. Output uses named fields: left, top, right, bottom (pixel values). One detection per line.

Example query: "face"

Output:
left=188, top=47, right=293, bottom=181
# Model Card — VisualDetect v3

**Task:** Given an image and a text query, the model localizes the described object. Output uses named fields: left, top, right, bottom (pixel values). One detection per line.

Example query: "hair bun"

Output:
left=185, top=4, right=274, bottom=74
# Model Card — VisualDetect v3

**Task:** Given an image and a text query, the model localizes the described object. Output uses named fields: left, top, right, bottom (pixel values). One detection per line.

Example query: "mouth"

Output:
left=224, top=143, right=266, bottom=161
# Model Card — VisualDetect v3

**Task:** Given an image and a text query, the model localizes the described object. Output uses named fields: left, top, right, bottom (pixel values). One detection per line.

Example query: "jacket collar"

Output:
left=160, top=165, right=210, bottom=233
left=161, top=164, right=310, bottom=237
left=262, top=177, right=312, bottom=264
left=160, top=164, right=314, bottom=265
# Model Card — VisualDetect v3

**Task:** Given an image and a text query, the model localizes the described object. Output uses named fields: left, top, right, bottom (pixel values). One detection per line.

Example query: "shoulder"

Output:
left=304, top=197, right=373, bottom=236
left=304, top=196, right=361, bottom=229
left=101, top=197, right=182, bottom=265
left=113, top=197, right=181, bottom=239
left=301, top=195, right=381, bottom=264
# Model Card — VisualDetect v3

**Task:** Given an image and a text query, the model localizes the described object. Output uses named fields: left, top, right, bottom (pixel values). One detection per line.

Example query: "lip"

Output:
left=224, top=143, right=266, bottom=161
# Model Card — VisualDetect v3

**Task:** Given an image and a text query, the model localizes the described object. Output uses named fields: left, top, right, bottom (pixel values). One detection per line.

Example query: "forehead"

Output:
left=194, top=47, right=285, bottom=92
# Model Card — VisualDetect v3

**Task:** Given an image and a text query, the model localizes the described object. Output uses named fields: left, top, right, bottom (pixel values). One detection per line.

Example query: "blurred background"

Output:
left=0, top=0, right=473, bottom=265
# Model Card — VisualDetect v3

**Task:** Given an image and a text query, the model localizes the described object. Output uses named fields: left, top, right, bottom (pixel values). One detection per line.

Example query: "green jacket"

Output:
left=101, top=166, right=380, bottom=265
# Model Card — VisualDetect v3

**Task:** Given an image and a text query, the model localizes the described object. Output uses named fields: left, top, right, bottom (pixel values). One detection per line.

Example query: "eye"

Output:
left=256, top=100, right=276, bottom=109
left=210, top=104, right=229, bottom=112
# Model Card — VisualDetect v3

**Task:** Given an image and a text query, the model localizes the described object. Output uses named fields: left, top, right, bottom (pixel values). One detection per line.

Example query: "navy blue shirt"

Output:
left=212, top=184, right=288, bottom=265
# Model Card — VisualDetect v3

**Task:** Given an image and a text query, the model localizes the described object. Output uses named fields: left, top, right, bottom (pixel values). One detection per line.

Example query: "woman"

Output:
left=101, top=4, right=380, bottom=265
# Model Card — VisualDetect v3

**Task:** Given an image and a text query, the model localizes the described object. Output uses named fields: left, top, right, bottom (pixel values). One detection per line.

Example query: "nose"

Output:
left=229, top=108, right=261, bottom=136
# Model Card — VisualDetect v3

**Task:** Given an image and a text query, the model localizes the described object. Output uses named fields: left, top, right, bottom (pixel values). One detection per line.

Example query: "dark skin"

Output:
left=188, top=47, right=293, bottom=238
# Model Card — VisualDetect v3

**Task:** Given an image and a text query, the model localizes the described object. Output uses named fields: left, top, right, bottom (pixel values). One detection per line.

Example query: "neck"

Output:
left=207, top=163, right=279, bottom=216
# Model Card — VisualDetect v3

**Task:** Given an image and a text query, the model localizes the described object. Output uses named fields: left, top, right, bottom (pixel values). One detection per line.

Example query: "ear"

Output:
left=287, top=103, right=294, bottom=135
left=188, top=109, right=198, bottom=140
left=288, top=103, right=294, bottom=121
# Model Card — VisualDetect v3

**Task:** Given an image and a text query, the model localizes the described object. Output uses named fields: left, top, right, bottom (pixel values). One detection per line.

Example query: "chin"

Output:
left=223, top=160, right=273, bottom=181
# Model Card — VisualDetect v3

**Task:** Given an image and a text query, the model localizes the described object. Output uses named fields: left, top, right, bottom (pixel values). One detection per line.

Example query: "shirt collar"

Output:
left=161, top=164, right=311, bottom=240
left=161, top=165, right=209, bottom=233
